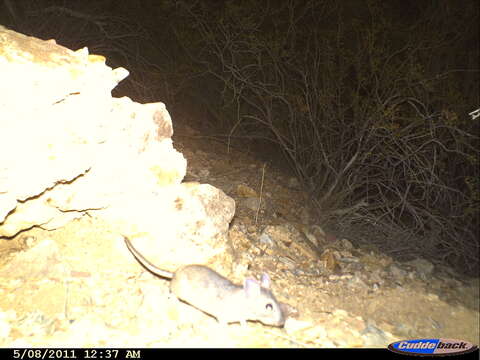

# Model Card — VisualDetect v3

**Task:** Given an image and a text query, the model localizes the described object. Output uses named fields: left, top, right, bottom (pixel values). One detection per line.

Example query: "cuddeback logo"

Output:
left=388, top=338, right=478, bottom=356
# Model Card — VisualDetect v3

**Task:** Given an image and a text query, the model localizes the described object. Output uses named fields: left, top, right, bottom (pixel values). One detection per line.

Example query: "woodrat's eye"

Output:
left=265, top=303, right=273, bottom=311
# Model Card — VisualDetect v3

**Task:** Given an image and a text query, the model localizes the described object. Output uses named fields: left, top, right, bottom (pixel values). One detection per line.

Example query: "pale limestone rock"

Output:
left=0, top=25, right=234, bottom=267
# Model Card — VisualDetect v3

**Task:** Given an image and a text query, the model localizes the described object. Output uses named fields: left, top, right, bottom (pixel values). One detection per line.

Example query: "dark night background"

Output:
left=1, top=0, right=478, bottom=276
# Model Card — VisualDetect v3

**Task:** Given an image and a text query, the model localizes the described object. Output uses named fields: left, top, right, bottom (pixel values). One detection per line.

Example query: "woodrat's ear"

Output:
left=244, top=278, right=261, bottom=297
left=260, top=273, right=271, bottom=288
